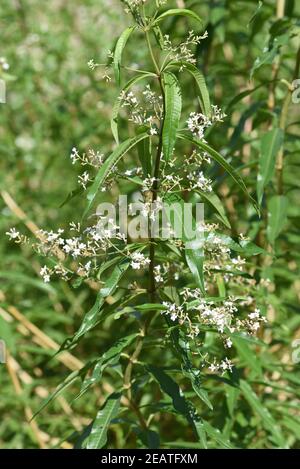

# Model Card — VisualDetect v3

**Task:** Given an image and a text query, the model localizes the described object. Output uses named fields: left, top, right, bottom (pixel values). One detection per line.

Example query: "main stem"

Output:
left=123, top=29, right=165, bottom=410
left=145, top=30, right=165, bottom=302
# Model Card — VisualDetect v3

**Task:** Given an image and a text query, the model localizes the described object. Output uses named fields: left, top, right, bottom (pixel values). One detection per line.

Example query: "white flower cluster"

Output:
left=158, top=288, right=268, bottom=373
left=70, top=147, right=107, bottom=191
left=70, top=147, right=103, bottom=167
left=119, top=86, right=163, bottom=135
left=21, top=219, right=126, bottom=283
left=187, top=170, right=212, bottom=192
left=128, top=196, right=164, bottom=227
left=130, top=251, right=150, bottom=270
left=40, top=264, right=69, bottom=283
left=87, top=58, right=111, bottom=82
left=122, top=167, right=143, bottom=178
left=182, top=288, right=267, bottom=337
left=163, top=30, right=208, bottom=67
left=87, top=59, right=99, bottom=71
left=162, top=301, right=186, bottom=322
left=6, top=228, right=28, bottom=244
left=160, top=149, right=212, bottom=194
left=154, top=262, right=180, bottom=284
left=201, top=230, right=250, bottom=283
left=187, top=105, right=226, bottom=141
left=208, top=357, right=233, bottom=374
left=161, top=173, right=183, bottom=193
left=243, top=308, right=267, bottom=334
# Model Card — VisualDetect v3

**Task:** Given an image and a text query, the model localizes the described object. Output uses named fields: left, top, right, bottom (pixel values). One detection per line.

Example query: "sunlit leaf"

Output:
left=114, top=27, right=135, bottom=86
left=257, top=128, right=283, bottom=205
left=86, top=393, right=121, bottom=449
left=162, top=71, right=182, bottom=162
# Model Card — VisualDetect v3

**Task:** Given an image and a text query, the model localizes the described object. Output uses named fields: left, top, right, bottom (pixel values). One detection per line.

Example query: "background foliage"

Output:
left=0, top=0, right=300, bottom=449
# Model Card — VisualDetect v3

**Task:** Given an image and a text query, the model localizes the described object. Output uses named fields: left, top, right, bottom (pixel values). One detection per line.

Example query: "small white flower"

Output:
left=78, top=171, right=90, bottom=190
left=225, top=338, right=232, bottom=348
left=6, top=228, right=20, bottom=240
left=130, top=252, right=150, bottom=270
left=40, top=265, right=51, bottom=283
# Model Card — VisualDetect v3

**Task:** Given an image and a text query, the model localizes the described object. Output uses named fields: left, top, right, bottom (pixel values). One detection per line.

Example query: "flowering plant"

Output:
left=6, top=0, right=292, bottom=449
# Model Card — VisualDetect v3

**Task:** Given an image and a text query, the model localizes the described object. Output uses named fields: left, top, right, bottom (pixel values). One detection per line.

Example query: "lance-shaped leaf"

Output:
left=152, top=9, right=203, bottom=27
left=84, top=133, right=148, bottom=218
left=167, top=61, right=211, bottom=117
left=163, top=193, right=205, bottom=292
left=257, top=128, right=283, bottom=205
left=32, top=365, right=90, bottom=418
left=75, top=333, right=138, bottom=401
left=111, top=72, right=155, bottom=144
left=185, top=244, right=205, bottom=294
left=178, top=130, right=259, bottom=213
left=201, top=420, right=233, bottom=449
left=58, top=260, right=130, bottom=351
left=232, top=336, right=263, bottom=378
left=198, top=190, right=231, bottom=229
left=240, top=380, right=287, bottom=448
left=267, top=194, right=288, bottom=245
left=114, top=26, right=135, bottom=86
left=162, top=71, right=182, bottom=161
left=147, top=365, right=207, bottom=448
left=86, top=393, right=121, bottom=449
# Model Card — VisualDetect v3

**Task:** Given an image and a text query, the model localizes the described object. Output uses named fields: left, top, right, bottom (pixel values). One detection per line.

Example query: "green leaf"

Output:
left=59, top=261, right=130, bottom=351
left=153, top=24, right=165, bottom=50
left=167, top=62, right=211, bottom=117
left=152, top=9, right=203, bottom=28
left=232, top=336, right=263, bottom=378
left=75, top=333, right=138, bottom=401
left=137, top=132, right=152, bottom=178
left=59, top=185, right=85, bottom=208
left=135, top=303, right=166, bottom=311
left=33, top=367, right=88, bottom=418
left=111, top=72, right=155, bottom=144
left=163, top=193, right=204, bottom=292
left=84, top=133, right=148, bottom=218
left=162, top=71, right=182, bottom=161
left=86, top=393, right=121, bottom=449
left=178, top=130, right=259, bottom=213
left=250, top=46, right=278, bottom=79
left=247, top=1, right=263, bottom=27
left=135, top=428, right=160, bottom=449
left=201, top=420, right=233, bottom=449
left=148, top=365, right=206, bottom=446
left=148, top=366, right=191, bottom=417
left=185, top=246, right=205, bottom=294
left=240, top=380, right=287, bottom=448
left=113, top=27, right=135, bottom=86
left=267, top=195, right=288, bottom=245
left=257, top=128, right=283, bottom=205
left=198, top=190, right=231, bottom=229
left=191, top=376, right=213, bottom=410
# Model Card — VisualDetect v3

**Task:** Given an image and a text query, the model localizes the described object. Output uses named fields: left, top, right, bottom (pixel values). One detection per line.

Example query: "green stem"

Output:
left=145, top=30, right=166, bottom=301
left=145, top=30, right=161, bottom=76
left=123, top=26, right=165, bottom=420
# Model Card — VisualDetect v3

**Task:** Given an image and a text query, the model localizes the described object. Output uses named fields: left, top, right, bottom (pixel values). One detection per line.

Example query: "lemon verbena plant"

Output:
left=7, top=0, right=272, bottom=449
